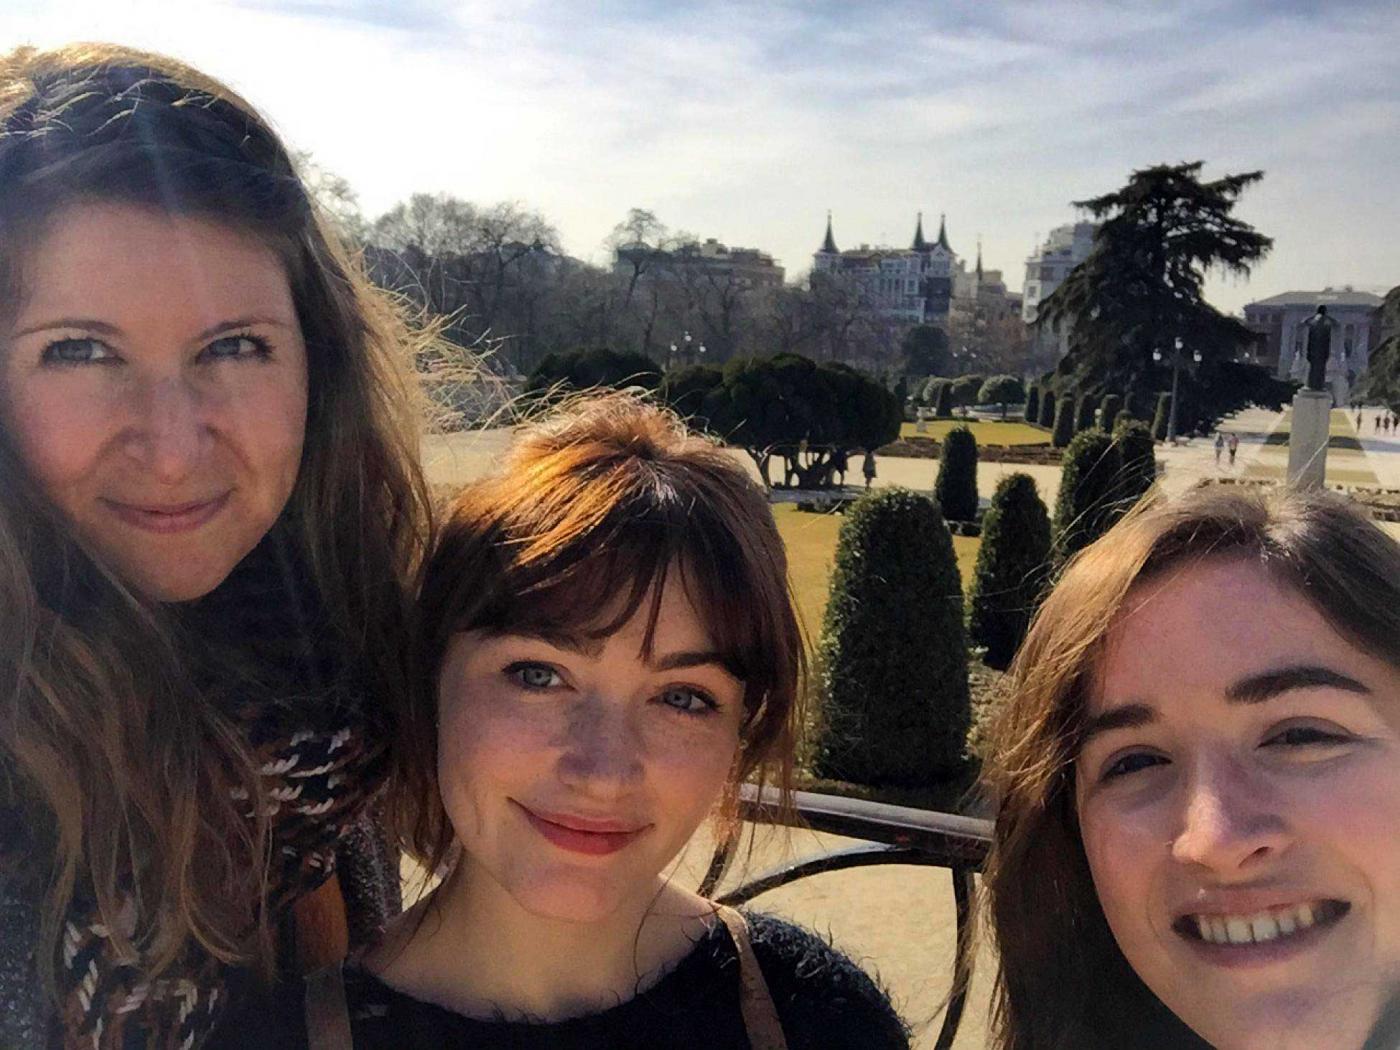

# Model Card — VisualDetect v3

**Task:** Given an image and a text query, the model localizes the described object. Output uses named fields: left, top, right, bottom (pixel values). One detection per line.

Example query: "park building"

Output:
left=947, top=243, right=1025, bottom=363
left=811, top=212, right=959, bottom=325
left=1021, top=221, right=1098, bottom=361
left=1243, top=287, right=1385, bottom=404
left=612, top=237, right=785, bottom=290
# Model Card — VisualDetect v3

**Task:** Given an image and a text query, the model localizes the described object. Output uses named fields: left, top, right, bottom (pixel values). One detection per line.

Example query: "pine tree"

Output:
left=1053, top=428, right=1120, bottom=564
left=934, top=425, right=979, bottom=522
left=1051, top=394, right=1076, bottom=448
left=816, top=489, right=970, bottom=785
left=968, top=474, right=1052, bottom=670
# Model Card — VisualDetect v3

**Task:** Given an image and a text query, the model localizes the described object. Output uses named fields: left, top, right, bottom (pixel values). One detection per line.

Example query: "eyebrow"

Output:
left=1081, top=664, right=1373, bottom=745
left=13, top=316, right=294, bottom=342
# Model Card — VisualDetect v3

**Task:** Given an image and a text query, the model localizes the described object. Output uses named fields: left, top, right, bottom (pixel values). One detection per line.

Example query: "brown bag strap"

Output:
left=715, top=905, right=789, bottom=1050
left=304, top=961, right=354, bottom=1050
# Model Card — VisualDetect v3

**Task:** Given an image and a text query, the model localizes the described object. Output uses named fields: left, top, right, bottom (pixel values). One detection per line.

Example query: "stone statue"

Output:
left=1302, top=305, right=1336, bottom=392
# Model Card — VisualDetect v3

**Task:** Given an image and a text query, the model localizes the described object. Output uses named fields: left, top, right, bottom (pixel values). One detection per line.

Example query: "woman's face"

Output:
left=436, top=577, right=747, bottom=924
left=0, top=202, right=308, bottom=601
left=1076, top=557, right=1400, bottom=1050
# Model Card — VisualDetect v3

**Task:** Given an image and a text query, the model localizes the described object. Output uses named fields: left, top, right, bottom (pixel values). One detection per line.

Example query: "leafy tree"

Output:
left=934, top=425, right=979, bottom=522
left=526, top=347, right=661, bottom=397
left=1037, top=162, right=1274, bottom=419
left=1038, top=391, right=1057, bottom=427
left=969, top=474, right=1052, bottom=669
left=1074, top=394, right=1097, bottom=433
left=1024, top=384, right=1041, bottom=423
left=1098, top=393, right=1122, bottom=432
left=1113, top=418, right=1158, bottom=507
left=659, top=362, right=724, bottom=428
left=934, top=381, right=954, bottom=419
left=980, top=374, right=1025, bottom=421
left=951, top=374, right=986, bottom=409
left=901, top=324, right=952, bottom=376
left=1051, top=394, right=1076, bottom=448
left=816, top=489, right=970, bottom=785
left=1151, top=392, right=1172, bottom=441
left=1053, top=428, right=1121, bottom=564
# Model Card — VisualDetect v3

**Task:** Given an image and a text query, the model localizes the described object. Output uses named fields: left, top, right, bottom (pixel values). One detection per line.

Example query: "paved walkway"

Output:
left=1353, top=404, right=1400, bottom=490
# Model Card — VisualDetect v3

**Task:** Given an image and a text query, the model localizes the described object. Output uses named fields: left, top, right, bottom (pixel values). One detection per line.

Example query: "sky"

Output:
left=7, top=0, right=1399, bottom=314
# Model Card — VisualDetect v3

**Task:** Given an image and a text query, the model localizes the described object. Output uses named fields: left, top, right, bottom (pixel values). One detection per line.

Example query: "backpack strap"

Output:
left=304, top=960, right=354, bottom=1050
left=715, top=905, right=789, bottom=1050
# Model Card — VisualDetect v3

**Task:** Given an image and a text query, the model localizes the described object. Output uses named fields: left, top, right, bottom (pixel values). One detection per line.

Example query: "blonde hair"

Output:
left=980, top=485, right=1400, bottom=1050
left=0, top=43, right=431, bottom=991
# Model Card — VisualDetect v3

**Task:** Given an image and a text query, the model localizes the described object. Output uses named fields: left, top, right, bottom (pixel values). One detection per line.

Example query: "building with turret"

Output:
left=811, top=212, right=958, bottom=325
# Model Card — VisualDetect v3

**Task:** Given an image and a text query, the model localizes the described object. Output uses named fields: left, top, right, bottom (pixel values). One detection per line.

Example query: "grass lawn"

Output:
left=770, top=503, right=979, bottom=639
left=898, top=419, right=1048, bottom=445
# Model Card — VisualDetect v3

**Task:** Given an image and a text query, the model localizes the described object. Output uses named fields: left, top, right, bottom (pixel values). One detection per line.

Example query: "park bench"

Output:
left=700, top=785, right=993, bottom=1050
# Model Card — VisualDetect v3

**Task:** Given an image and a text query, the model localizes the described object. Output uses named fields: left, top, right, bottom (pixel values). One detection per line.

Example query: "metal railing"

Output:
left=699, top=785, right=993, bottom=1050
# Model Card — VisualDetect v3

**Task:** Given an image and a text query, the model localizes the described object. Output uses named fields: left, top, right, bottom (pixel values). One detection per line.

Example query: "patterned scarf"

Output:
left=48, top=528, right=393, bottom=1050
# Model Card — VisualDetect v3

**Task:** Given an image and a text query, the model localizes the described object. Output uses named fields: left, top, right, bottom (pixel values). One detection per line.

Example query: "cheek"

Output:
left=1, top=382, right=107, bottom=495
left=1078, top=796, right=1161, bottom=934
left=645, top=723, right=740, bottom=827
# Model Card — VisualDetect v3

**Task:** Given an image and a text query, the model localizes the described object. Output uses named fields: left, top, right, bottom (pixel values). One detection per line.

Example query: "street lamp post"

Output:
left=668, top=330, right=706, bottom=371
left=1153, top=337, right=1202, bottom=443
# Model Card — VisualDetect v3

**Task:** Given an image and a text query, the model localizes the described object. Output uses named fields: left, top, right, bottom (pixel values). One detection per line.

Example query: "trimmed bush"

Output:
left=816, top=489, right=970, bottom=785
left=1109, top=407, right=1132, bottom=433
left=934, top=381, right=954, bottom=418
left=1113, top=418, right=1158, bottom=508
left=1025, top=384, right=1041, bottom=424
left=1053, top=428, right=1120, bottom=563
left=1074, top=394, right=1096, bottom=433
left=979, top=374, right=1025, bottom=419
left=934, top=424, right=979, bottom=522
left=1051, top=394, right=1076, bottom=448
left=1038, top=390, right=1057, bottom=427
left=1097, top=393, right=1122, bottom=431
left=951, top=374, right=985, bottom=408
left=969, top=473, right=1052, bottom=670
left=1151, top=392, right=1171, bottom=441
left=921, top=376, right=948, bottom=405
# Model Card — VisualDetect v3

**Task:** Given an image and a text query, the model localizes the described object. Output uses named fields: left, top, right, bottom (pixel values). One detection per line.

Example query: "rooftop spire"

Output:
left=936, top=212, right=950, bottom=251
left=820, top=210, right=838, bottom=254
left=912, top=211, right=929, bottom=251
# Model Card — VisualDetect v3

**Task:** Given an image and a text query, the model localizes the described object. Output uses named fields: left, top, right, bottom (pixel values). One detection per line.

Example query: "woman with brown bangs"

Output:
left=0, top=44, right=430, bottom=1049
left=979, top=486, right=1400, bottom=1050
left=255, top=392, right=908, bottom=1049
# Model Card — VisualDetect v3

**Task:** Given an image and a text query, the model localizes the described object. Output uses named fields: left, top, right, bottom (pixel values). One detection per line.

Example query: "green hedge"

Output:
left=934, top=425, right=979, bottom=522
left=1051, top=394, right=1076, bottom=448
left=968, top=473, right=1052, bottom=670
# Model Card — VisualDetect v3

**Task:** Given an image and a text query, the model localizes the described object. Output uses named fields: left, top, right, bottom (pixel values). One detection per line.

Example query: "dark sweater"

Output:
left=227, top=911, right=910, bottom=1050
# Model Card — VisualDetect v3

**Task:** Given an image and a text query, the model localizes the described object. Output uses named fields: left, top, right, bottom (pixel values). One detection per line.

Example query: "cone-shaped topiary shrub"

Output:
left=934, top=424, right=979, bottom=522
left=1151, top=392, right=1171, bottom=441
left=815, top=488, right=970, bottom=785
left=1113, top=417, right=1158, bottom=509
left=1025, top=384, right=1041, bottom=424
left=1053, top=428, right=1120, bottom=564
left=1097, top=393, right=1122, bottom=432
left=1051, top=394, right=1076, bottom=448
left=1074, top=394, right=1096, bottom=433
left=968, top=473, right=1052, bottom=670
left=934, top=381, right=954, bottom=418
left=1109, top=407, right=1132, bottom=433
left=1038, top=389, right=1057, bottom=427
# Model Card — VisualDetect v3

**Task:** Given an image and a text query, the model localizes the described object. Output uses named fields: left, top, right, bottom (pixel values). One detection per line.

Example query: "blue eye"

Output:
left=1102, top=751, right=1167, bottom=781
left=202, top=334, right=272, bottom=361
left=659, top=686, right=716, bottom=715
left=509, top=663, right=563, bottom=689
left=41, top=338, right=115, bottom=365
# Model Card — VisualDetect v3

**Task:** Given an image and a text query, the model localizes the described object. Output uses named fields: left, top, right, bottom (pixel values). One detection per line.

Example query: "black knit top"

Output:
left=224, top=910, right=910, bottom=1050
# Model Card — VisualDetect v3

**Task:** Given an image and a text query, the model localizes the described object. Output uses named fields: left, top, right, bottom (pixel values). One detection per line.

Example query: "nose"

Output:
left=1170, top=756, right=1290, bottom=873
left=121, top=374, right=213, bottom=483
left=556, top=696, right=646, bottom=798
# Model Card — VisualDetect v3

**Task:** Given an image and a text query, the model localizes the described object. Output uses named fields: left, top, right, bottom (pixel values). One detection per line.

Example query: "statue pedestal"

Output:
left=1287, top=390, right=1332, bottom=490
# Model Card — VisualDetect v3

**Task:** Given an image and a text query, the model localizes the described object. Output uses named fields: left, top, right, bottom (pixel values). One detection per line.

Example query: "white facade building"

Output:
left=1022, top=222, right=1097, bottom=359
left=812, top=212, right=958, bottom=325
left=1243, top=288, right=1384, bottom=405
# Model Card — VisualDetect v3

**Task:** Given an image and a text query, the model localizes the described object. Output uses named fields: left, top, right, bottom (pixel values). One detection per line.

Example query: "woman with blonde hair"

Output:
left=0, top=44, right=430, bottom=1047
left=980, top=485, right=1400, bottom=1050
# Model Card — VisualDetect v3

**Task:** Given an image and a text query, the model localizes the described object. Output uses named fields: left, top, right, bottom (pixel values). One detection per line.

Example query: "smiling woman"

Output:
left=979, top=486, right=1400, bottom=1050
left=0, top=43, right=431, bottom=1050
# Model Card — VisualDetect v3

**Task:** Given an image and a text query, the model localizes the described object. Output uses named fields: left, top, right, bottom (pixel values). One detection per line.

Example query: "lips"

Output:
left=102, top=492, right=231, bottom=534
left=514, top=801, right=650, bottom=856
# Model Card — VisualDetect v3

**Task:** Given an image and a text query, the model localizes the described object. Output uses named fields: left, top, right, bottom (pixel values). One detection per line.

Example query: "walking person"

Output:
left=1213, top=432, right=1224, bottom=465
left=862, top=449, right=877, bottom=489
left=1227, top=432, right=1239, bottom=467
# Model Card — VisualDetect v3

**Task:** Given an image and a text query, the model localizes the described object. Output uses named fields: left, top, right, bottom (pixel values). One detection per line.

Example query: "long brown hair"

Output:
left=393, top=391, right=805, bottom=881
left=0, top=44, right=431, bottom=990
left=980, top=485, right=1400, bottom=1050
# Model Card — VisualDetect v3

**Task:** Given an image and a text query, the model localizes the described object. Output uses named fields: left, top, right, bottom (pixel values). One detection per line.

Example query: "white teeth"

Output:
left=1249, top=914, right=1280, bottom=942
left=1190, top=902, right=1332, bottom=945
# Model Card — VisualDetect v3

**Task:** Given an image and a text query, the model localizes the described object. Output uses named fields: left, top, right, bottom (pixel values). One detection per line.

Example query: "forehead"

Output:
left=13, top=201, right=293, bottom=324
left=1090, top=557, right=1361, bottom=712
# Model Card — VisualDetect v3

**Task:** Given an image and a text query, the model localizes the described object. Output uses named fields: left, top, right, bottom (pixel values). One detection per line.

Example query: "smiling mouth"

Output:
left=102, top=493, right=231, bottom=534
left=1174, top=900, right=1350, bottom=946
left=513, top=801, right=650, bottom=856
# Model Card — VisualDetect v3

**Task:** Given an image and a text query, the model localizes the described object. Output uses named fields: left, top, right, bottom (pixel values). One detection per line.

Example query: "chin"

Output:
left=509, top=870, right=637, bottom=926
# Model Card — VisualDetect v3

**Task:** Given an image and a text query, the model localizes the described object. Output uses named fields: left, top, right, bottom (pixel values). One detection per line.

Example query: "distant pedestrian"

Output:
left=829, top=446, right=849, bottom=487
left=1376, top=415, right=1383, bottom=432
left=1227, top=432, right=1239, bottom=466
left=862, top=449, right=877, bottom=489
left=1214, top=432, right=1224, bottom=465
